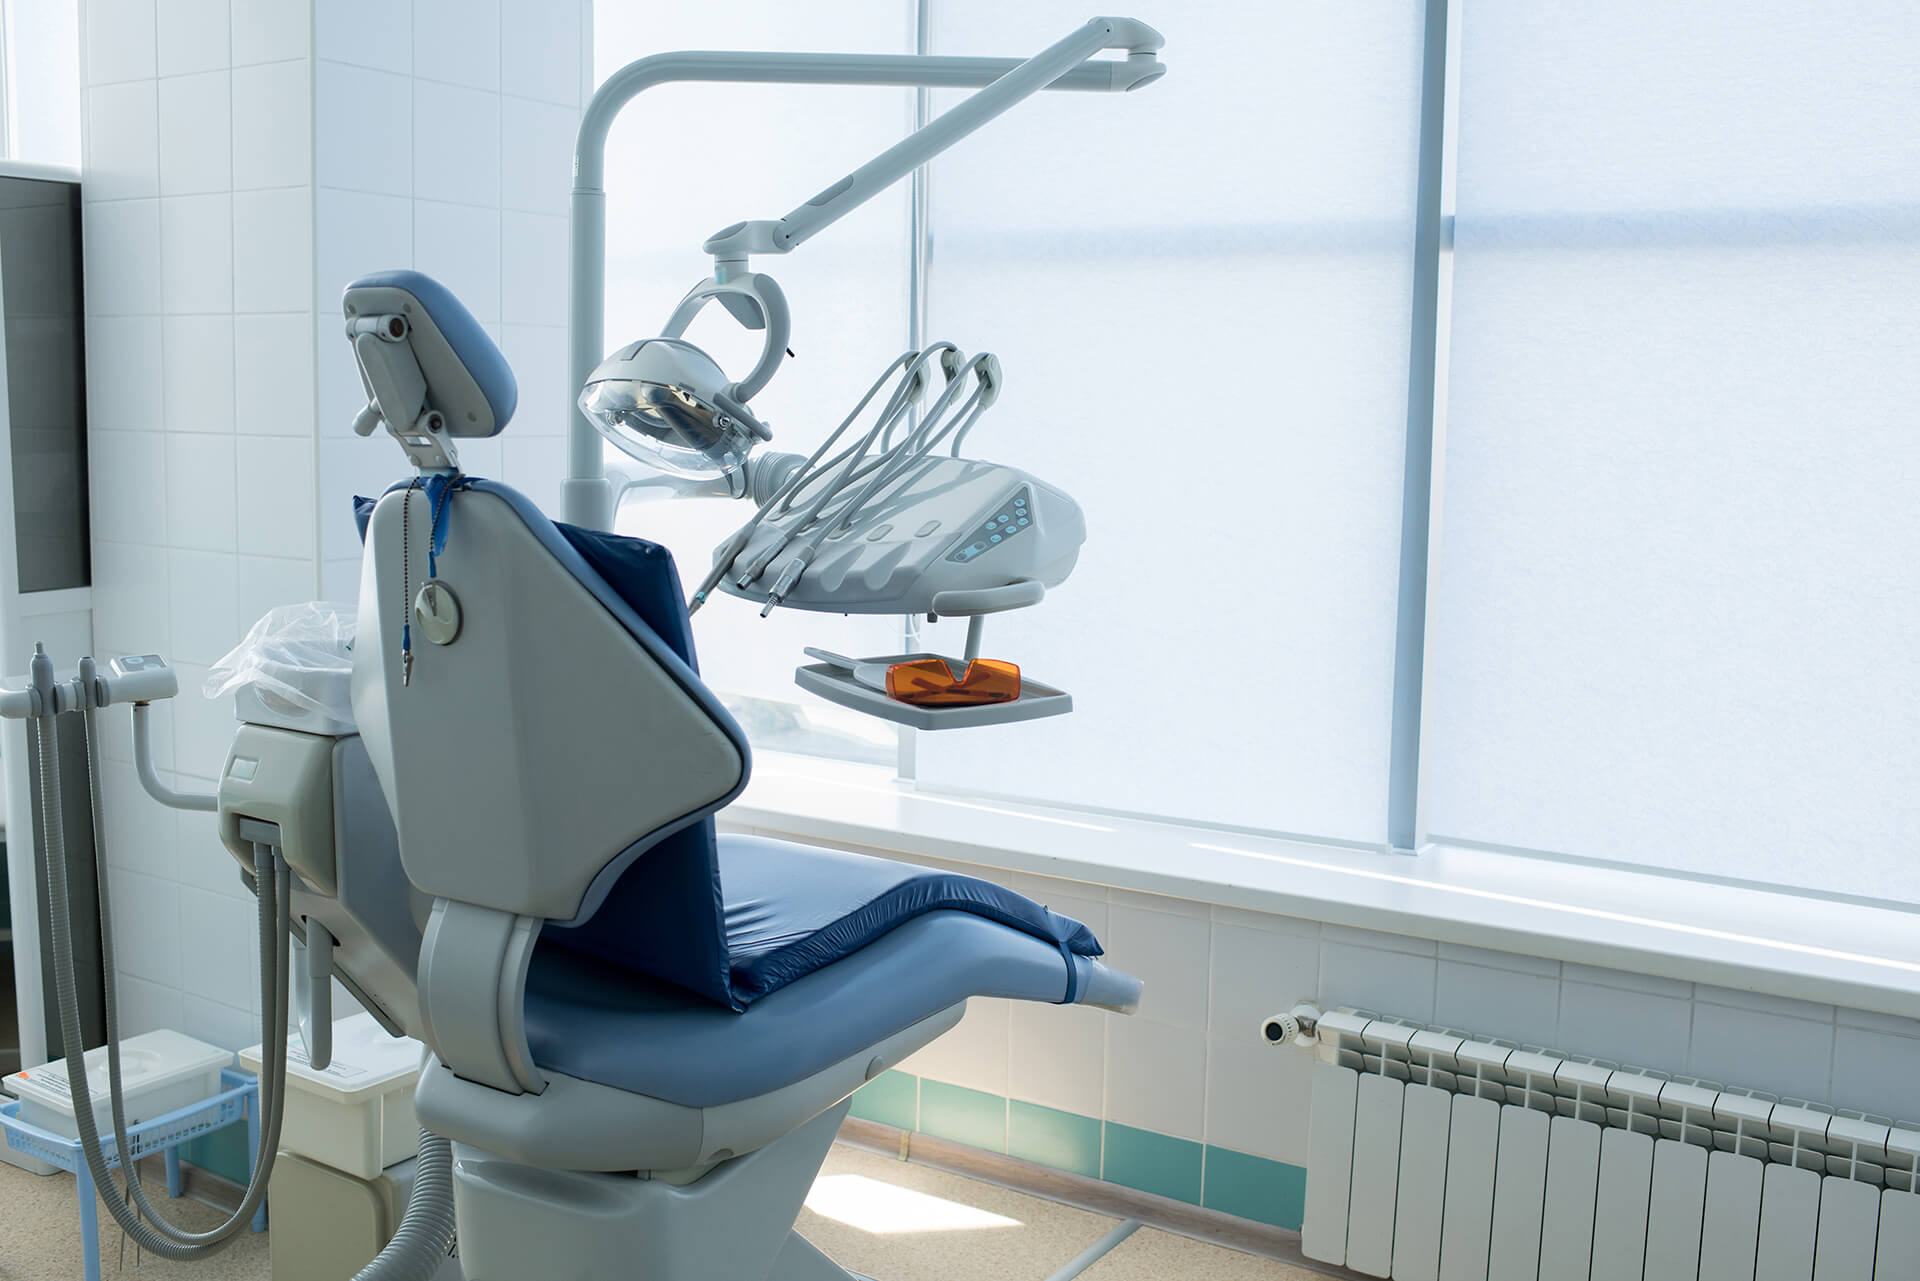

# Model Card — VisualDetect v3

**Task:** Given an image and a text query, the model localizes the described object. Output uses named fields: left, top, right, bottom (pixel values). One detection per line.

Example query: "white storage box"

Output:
left=5, top=1030, right=231, bottom=1142
left=241, top=1013, right=423, bottom=1180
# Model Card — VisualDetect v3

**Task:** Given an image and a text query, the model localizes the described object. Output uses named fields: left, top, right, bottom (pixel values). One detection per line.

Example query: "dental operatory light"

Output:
left=576, top=16, right=1166, bottom=729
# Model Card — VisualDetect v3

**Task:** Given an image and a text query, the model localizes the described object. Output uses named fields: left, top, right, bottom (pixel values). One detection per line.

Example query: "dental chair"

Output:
left=335, top=270, right=1142, bottom=1281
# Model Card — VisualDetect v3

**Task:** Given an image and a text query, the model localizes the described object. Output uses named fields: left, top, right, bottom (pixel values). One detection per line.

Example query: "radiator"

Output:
left=1299, top=1010, right=1920, bottom=1281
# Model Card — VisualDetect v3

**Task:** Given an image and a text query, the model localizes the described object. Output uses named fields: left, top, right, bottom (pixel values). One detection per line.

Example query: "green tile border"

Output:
left=918, top=1080, right=1008, bottom=1154
left=1008, top=1100, right=1102, bottom=1179
left=849, top=1071, right=1306, bottom=1232
left=1101, top=1121, right=1204, bottom=1205
left=848, top=1069, right=920, bottom=1130
left=1202, top=1144, right=1307, bottom=1230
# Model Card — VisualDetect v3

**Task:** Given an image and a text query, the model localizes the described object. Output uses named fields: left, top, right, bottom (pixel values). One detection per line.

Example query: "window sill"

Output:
left=728, top=752, right=1920, bottom=1023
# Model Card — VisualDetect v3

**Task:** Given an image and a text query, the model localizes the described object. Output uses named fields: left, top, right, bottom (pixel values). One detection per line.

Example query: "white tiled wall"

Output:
left=776, top=839, right=1920, bottom=1167
left=78, top=0, right=590, bottom=1051
left=311, top=0, right=586, bottom=603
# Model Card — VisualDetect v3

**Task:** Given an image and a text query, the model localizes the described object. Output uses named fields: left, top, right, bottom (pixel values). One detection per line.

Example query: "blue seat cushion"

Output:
left=721, top=835, right=1099, bottom=1003
left=524, top=838, right=1118, bottom=1107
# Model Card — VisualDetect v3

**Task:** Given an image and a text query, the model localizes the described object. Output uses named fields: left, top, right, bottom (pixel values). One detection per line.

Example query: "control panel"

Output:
left=946, top=486, right=1033, bottom=564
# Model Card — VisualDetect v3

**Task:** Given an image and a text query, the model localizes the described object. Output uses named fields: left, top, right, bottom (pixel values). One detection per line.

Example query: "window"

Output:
left=593, top=3, right=1920, bottom=906
left=1424, top=0, right=1920, bottom=903
left=0, top=0, right=82, bottom=168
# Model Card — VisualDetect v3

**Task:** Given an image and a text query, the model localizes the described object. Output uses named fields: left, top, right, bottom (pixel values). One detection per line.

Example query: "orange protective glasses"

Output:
left=886, top=657, right=1021, bottom=707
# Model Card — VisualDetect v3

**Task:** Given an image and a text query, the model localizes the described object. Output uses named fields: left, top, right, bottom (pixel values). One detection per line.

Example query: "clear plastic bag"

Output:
left=205, top=601, right=357, bottom=728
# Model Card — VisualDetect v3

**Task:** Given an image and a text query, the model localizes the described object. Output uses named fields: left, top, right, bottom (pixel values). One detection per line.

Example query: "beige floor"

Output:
left=0, top=1144, right=1309, bottom=1280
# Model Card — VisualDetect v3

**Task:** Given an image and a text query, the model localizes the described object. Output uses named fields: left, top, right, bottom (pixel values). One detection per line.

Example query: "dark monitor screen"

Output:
left=0, top=176, right=88, bottom=593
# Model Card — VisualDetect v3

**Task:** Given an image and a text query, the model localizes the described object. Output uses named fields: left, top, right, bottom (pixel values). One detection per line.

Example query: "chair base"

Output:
left=450, top=1098, right=855, bottom=1281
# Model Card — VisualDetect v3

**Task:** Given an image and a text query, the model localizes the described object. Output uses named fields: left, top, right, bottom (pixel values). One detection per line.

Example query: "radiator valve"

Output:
left=1261, top=1003, right=1322, bottom=1047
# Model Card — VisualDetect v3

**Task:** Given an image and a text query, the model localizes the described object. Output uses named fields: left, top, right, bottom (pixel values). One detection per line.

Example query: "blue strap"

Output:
left=1057, top=940, right=1082, bottom=1004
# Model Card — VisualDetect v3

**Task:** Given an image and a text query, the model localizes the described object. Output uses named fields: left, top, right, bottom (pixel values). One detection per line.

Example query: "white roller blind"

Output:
left=1426, top=2, right=1920, bottom=899
left=908, top=1, right=1426, bottom=843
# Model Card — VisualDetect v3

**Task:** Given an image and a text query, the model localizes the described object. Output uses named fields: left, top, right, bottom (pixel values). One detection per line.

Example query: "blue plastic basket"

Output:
left=0, top=1066, right=264, bottom=1281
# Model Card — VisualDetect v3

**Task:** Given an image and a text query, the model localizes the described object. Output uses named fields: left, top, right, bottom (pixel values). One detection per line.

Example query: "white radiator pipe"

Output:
left=1260, top=1002, right=1324, bottom=1047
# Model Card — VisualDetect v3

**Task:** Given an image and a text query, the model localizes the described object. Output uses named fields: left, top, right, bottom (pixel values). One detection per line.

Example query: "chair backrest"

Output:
left=343, top=271, right=751, bottom=1012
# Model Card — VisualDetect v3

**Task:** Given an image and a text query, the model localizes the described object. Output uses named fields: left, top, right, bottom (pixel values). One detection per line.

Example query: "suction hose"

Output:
left=33, top=700, right=288, bottom=1257
left=34, top=651, right=456, bottom=1277
left=355, top=1129, right=458, bottom=1281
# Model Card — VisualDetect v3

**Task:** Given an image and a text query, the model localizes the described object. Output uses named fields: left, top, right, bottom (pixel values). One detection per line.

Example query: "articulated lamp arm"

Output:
left=702, top=17, right=1165, bottom=267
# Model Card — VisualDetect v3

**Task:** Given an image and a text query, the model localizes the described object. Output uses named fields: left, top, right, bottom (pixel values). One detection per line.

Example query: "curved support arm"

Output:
left=566, top=30, right=1168, bottom=529
left=133, top=702, right=217, bottom=813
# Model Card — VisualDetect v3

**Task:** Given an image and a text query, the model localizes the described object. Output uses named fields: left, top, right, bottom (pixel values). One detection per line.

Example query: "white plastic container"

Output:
left=5, top=1030, right=231, bottom=1141
left=240, top=1012, right=423, bottom=1180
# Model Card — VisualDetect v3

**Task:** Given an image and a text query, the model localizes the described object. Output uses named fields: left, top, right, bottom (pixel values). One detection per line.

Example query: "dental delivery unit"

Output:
left=2, top=17, right=1164, bottom=1281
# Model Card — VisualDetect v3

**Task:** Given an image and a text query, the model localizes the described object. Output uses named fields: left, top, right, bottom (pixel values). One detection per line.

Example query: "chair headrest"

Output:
left=343, top=270, right=517, bottom=439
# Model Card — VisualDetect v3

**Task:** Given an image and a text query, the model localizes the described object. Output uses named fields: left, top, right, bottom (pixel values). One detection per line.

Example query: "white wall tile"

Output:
left=498, top=323, right=566, bottom=435
left=455, top=434, right=502, bottom=481
left=1835, top=1007, right=1920, bottom=1039
left=1438, top=941, right=1561, bottom=978
left=1556, top=978, right=1693, bottom=1073
left=232, top=60, right=311, bottom=189
left=165, top=432, right=237, bottom=549
left=1561, top=961, right=1692, bottom=1001
left=412, top=80, right=500, bottom=207
left=413, top=199, right=500, bottom=321
left=1830, top=1028, right=1920, bottom=1121
left=1205, top=1035, right=1316, bottom=1164
left=314, top=188, right=411, bottom=317
left=1434, top=960, right=1562, bottom=1047
left=1008, top=1000, right=1105, bottom=1117
left=83, top=198, right=163, bottom=315
left=101, top=758, right=178, bottom=880
left=1324, top=922, right=1438, bottom=957
left=233, top=186, right=313, bottom=312
left=1104, top=904, right=1209, bottom=1031
left=499, top=437, right=560, bottom=514
left=1320, top=940, right=1437, bottom=1023
left=93, top=541, right=172, bottom=661
left=315, top=62, right=412, bottom=196
left=501, top=0, right=579, bottom=107
left=162, top=313, right=236, bottom=432
left=236, top=435, right=317, bottom=558
left=86, top=0, right=159, bottom=84
left=321, top=556, right=361, bottom=602
left=171, top=662, right=237, bottom=775
left=499, top=211, right=565, bottom=326
left=231, top=0, right=308, bottom=66
left=412, top=0, right=498, bottom=92
left=1109, top=887, right=1211, bottom=921
left=1213, top=904, right=1320, bottom=937
left=1106, top=1015, right=1205, bottom=1140
left=1693, top=984, right=1836, bottom=1026
left=499, top=96, right=574, bottom=217
left=175, top=802, right=249, bottom=901
left=86, top=81, right=162, bottom=201
left=901, top=997, right=1009, bottom=1096
left=318, top=434, right=401, bottom=560
left=167, top=548, right=239, bottom=664
left=159, top=192, right=234, bottom=313
left=180, top=995, right=256, bottom=1051
left=108, top=867, right=182, bottom=986
left=157, top=70, right=232, bottom=195
left=1210, top=921, right=1321, bottom=1038
left=238, top=554, right=318, bottom=621
left=115, top=975, right=185, bottom=1037
left=86, top=315, right=165, bottom=430
left=156, top=0, right=230, bottom=76
left=1688, top=1001, right=1833, bottom=1101
left=234, top=312, right=316, bottom=434
left=315, top=0, right=409, bottom=75
left=91, top=429, right=169, bottom=543
left=178, top=885, right=260, bottom=1010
